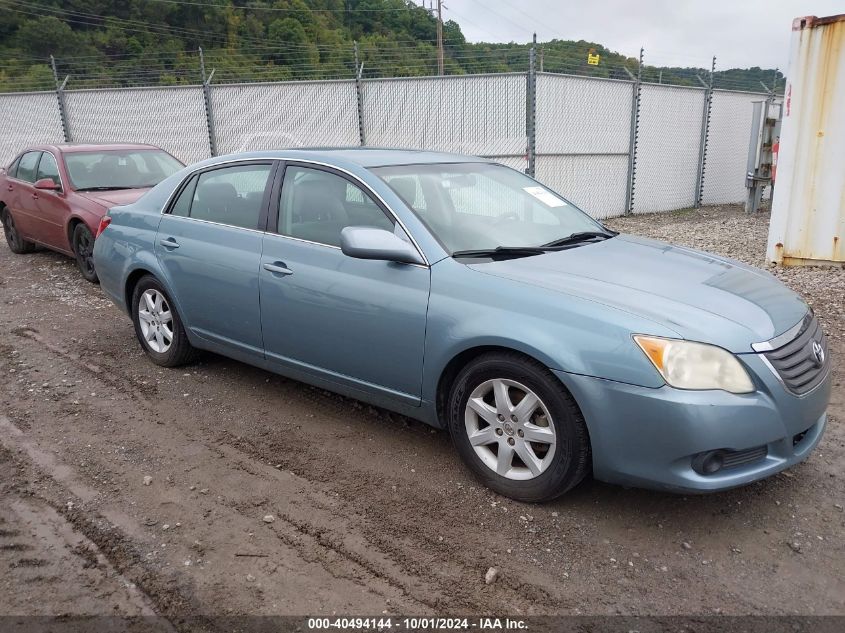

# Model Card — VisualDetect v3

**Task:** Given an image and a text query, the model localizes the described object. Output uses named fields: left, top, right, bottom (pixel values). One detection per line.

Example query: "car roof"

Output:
left=211, top=148, right=495, bottom=168
left=29, top=143, right=165, bottom=153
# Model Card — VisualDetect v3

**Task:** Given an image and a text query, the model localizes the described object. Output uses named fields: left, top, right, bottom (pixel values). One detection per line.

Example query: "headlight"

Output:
left=633, top=335, right=754, bottom=394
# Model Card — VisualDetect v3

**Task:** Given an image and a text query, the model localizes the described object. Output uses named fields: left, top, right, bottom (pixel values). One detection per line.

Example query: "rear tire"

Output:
left=72, top=223, right=99, bottom=283
left=131, top=275, right=197, bottom=367
left=1, top=209, right=35, bottom=254
left=447, top=351, right=591, bottom=502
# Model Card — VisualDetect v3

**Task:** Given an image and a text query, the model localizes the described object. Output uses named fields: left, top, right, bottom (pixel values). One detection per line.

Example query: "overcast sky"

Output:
left=432, top=0, right=844, bottom=70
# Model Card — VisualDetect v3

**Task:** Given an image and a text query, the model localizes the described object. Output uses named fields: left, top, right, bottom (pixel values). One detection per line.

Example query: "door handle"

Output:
left=6, top=185, right=12, bottom=192
left=159, top=237, right=180, bottom=249
left=31, top=193, right=38, bottom=200
left=263, top=262, right=293, bottom=276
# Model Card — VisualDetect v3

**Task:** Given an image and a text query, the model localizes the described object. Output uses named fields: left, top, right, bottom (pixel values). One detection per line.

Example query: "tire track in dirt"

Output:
left=9, top=322, right=572, bottom=614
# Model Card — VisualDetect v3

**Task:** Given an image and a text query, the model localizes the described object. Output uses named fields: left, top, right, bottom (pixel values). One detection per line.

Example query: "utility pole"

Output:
left=436, top=0, right=444, bottom=75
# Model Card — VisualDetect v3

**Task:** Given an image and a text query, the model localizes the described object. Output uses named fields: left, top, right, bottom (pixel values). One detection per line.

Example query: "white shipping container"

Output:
left=767, top=14, right=845, bottom=266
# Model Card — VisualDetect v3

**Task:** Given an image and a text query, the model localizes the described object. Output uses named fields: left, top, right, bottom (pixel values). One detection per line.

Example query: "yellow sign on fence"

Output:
left=587, top=49, right=600, bottom=66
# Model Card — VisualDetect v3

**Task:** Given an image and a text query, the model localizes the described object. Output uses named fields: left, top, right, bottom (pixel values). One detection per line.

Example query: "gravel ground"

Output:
left=0, top=204, right=843, bottom=626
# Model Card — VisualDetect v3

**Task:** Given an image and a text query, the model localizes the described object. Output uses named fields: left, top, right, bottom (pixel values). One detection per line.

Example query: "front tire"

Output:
left=1, top=209, right=35, bottom=254
left=72, top=223, right=99, bottom=283
left=131, top=276, right=197, bottom=367
left=447, top=352, right=591, bottom=502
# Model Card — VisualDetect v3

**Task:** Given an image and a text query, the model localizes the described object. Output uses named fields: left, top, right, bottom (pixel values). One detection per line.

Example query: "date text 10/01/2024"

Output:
left=307, top=618, right=528, bottom=630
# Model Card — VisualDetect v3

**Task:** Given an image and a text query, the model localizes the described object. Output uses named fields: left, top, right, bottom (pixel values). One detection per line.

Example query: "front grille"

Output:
left=692, top=445, right=768, bottom=475
left=764, top=313, right=830, bottom=395
left=721, top=445, right=767, bottom=469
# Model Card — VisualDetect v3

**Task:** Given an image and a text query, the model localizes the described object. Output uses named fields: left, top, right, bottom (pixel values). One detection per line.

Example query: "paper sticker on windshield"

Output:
left=523, top=186, right=566, bottom=207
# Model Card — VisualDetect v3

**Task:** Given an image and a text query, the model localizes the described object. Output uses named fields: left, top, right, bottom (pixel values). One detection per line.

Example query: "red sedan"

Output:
left=0, top=144, right=184, bottom=282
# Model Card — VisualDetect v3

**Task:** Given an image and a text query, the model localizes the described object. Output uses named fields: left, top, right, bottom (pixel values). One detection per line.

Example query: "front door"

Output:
left=30, top=151, right=69, bottom=250
left=155, top=161, right=274, bottom=361
left=259, top=163, right=430, bottom=404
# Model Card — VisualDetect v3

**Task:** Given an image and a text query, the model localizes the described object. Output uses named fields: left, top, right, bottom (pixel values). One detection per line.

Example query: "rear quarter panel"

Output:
left=93, top=167, right=192, bottom=312
left=93, top=201, right=166, bottom=314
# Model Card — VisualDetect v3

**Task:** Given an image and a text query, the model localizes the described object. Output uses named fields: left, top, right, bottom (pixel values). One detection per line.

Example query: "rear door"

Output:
left=6, top=151, right=42, bottom=239
left=155, top=161, right=275, bottom=362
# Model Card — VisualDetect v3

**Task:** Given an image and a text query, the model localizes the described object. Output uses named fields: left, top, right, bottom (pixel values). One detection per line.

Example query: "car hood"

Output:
left=75, top=188, right=150, bottom=207
left=468, top=234, right=807, bottom=353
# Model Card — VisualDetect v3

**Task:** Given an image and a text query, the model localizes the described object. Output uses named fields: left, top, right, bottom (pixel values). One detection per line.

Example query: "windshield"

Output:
left=64, top=150, right=184, bottom=191
left=372, top=162, right=605, bottom=254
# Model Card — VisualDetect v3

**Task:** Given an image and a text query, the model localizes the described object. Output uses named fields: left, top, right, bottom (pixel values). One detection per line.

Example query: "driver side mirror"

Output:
left=340, top=226, right=425, bottom=266
left=34, top=178, right=60, bottom=191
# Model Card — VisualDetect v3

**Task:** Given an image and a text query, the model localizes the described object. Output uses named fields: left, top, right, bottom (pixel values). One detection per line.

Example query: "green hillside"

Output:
left=0, top=0, right=783, bottom=93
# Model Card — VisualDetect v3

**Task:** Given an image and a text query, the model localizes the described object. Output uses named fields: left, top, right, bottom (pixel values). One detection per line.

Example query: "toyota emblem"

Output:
left=811, top=340, right=825, bottom=367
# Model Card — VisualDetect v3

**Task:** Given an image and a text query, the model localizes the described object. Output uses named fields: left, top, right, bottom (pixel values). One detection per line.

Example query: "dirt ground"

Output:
left=0, top=204, right=843, bottom=624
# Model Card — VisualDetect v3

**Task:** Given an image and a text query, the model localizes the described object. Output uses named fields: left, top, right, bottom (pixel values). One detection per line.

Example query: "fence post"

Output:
left=354, top=41, right=366, bottom=146
left=694, top=56, right=716, bottom=208
left=624, top=47, right=643, bottom=214
left=50, top=55, right=72, bottom=143
left=199, top=48, right=218, bottom=157
left=526, top=33, right=537, bottom=178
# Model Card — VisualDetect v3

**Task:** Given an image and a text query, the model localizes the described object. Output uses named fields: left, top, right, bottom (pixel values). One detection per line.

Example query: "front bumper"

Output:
left=554, top=353, right=831, bottom=493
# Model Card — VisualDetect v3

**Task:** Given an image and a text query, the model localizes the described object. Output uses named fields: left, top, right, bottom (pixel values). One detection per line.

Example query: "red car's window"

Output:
left=15, top=151, right=41, bottom=183
left=36, top=153, right=61, bottom=187
left=7, top=155, right=21, bottom=178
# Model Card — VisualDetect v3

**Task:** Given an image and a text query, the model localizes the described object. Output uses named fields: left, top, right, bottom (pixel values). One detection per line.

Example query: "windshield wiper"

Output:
left=451, top=246, right=552, bottom=259
left=542, top=230, right=617, bottom=248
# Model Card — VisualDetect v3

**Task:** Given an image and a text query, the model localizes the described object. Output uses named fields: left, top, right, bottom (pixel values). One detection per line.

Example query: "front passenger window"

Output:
left=36, top=153, right=61, bottom=187
left=174, top=164, right=271, bottom=230
left=278, top=166, right=393, bottom=247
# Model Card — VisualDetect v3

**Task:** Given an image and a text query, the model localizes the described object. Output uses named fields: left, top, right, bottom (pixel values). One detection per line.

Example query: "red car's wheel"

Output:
left=72, top=223, right=99, bottom=283
left=1, top=209, right=36, bottom=254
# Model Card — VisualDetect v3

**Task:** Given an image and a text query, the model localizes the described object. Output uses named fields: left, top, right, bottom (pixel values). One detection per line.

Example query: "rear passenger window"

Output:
left=7, top=156, right=21, bottom=179
left=16, top=152, right=41, bottom=183
left=171, top=165, right=271, bottom=230
left=170, top=175, right=198, bottom=218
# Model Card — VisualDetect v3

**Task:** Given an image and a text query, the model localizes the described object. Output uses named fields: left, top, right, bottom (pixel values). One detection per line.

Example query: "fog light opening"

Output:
left=693, top=450, right=725, bottom=475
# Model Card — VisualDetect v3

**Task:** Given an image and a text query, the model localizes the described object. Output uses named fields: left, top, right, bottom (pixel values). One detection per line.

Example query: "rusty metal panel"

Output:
left=767, top=13, right=845, bottom=266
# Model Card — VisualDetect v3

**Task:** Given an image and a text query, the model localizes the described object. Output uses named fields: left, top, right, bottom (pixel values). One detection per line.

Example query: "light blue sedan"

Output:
left=93, top=149, right=831, bottom=502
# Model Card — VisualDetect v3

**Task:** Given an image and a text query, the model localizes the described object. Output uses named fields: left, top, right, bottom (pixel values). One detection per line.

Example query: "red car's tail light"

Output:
left=95, top=215, right=111, bottom=238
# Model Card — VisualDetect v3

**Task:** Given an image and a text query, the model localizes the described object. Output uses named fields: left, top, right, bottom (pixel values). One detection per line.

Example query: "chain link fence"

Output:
left=0, top=91, right=65, bottom=158
left=63, top=86, right=212, bottom=164
left=210, top=80, right=360, bottom=155
left=634, top=84, right=706, bottom=213
left=703, top=89, right=772, bottom=205
left=535, top=73, right=632, bottom=219
left=0, top=68, right=771, bottom=220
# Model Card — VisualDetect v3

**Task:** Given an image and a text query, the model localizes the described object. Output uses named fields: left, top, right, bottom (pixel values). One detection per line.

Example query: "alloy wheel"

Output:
left=74, top=229, right=96, bottom=277
left=464, top=378, right=557, bottom=480
left=138, top=289, right=174, bottom=353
